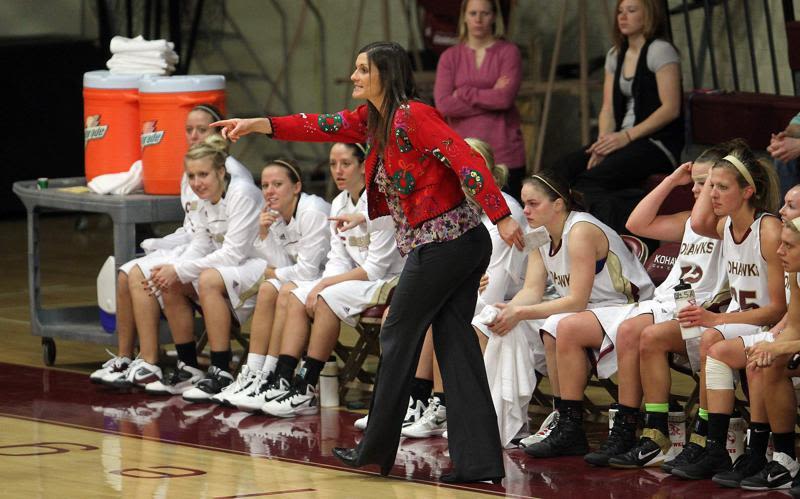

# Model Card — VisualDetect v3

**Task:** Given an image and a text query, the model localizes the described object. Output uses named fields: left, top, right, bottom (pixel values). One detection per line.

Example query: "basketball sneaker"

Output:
left=402, top=396, right=447, bottom=438
left=740, top=451, right=799, bottom=491
left=182, top=366, right=233, bottom=402
left=111, top=358, right=162, bottom=389
left=262, top=377, right=319, bottom=418
left=211, top=365, right=258, bottom=406
left=145, top=361, right=204, bottom=395
left=90, top=350, right=130, bottom=384
left=520, top=410, right=559, bottom=446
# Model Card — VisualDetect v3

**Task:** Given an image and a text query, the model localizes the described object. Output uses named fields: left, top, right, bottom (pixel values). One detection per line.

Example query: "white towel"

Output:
left=87, top=160, right=144, bottom=195
left=479, top=321, right=537, bottom=448
left=110, top=35, right=174, bottom=53
left=107, top=53, right=176, bottom=69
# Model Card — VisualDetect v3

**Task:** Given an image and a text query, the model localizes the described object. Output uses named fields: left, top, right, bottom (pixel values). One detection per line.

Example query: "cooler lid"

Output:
left=139, top=74, right=226, bottom=93
left=83, top=70, right=142, bottom=89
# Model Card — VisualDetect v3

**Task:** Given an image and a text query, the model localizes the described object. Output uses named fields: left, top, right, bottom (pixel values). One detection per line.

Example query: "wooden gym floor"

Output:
left=0, top=213, right=775, bottom=498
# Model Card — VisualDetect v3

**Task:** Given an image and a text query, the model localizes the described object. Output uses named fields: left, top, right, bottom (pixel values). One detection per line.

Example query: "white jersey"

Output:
left=539, top=211, right=654, bottom=307
left=323, top=189, right=404, bottom=281
left=142, top=155, right=253, bottom=253
left=254, top=192, right=332, bottom=283
left=174, top=175, right=264, bottom=283
left=478, top=192, right=528, bottom=308
left=723, top=213, right=775, bottom=312
left=653, top=218, right=729, bottom=309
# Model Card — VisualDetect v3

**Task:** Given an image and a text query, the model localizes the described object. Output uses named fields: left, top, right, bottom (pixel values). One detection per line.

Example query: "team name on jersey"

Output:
left=727, top=261, right=759, bottom=277
left=550, top=270, right=570, bottom=288
left=680, top=241, right=715, bottom=256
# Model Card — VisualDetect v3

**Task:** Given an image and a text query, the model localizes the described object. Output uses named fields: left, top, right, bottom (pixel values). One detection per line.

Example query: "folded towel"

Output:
left=107, top=53, right=177, bottom=69
left=87, top=160, right=144, bottom=195
left=483, top=326, right=537, bottom=448
left=110, top=35, right=174, bottom=53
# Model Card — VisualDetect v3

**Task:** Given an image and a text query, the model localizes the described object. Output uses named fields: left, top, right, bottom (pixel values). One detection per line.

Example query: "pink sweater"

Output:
left=434, top=40, right=526, bottom=169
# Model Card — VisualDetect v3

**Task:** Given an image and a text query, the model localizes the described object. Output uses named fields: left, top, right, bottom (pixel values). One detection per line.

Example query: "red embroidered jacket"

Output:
left=269, top=100, right=511, bottom=227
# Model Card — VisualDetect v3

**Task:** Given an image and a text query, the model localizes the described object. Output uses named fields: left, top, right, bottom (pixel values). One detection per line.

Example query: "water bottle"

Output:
left=674, top=279, right=702, bottom=339
left=319, top=357, right=340, bottom=408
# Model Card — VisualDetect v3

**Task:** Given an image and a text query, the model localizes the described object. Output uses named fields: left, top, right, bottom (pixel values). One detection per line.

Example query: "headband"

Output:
left=792, top=217, right=800, bottom=233
left=192, top=105, right=223, bottom=123
left=270, top=159, right=302, bottom=183
left=722, top=155, right=756, bottom=192
left=531, top=174, right=568, bottom=202
left=354, top=143, right=367, bottom=155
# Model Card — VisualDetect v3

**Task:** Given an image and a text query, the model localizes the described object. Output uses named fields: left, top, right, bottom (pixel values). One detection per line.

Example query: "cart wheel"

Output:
left=42, top=338, right=56, bottom=366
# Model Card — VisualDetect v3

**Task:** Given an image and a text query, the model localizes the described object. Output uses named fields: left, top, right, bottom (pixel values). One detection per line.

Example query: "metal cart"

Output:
left=13, top=178, right=184, bottom=365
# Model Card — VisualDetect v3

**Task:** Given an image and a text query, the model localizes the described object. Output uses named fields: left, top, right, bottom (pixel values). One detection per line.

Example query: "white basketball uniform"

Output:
left=253, top=192, right=332, bottom=293
left=741, top=272, right=795, bottom=349
left=714, top=213, right=778, bottom=341
left=290, top=190, right=405, bottom=326
left=636, top=218, right=730, bottom=323
left=475, top=192, right=528, bottom=313
left=171, top=176, right=265, bottom=323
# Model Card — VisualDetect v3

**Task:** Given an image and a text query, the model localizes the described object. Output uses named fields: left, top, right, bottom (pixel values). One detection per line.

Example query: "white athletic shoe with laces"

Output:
left=402, top=396, right=447, bottom=438
left=262, top=378, right=319, bottom=418
left=211, top=365, right=258, bottom=405
left=110, top=358, right=162, bottom=388
left=354, top=396, right=428, bottom=431
left=144, top=361, right=204, bottom=395
left=91, top=350, right=131, bottom=384
left=237, top=374, right=289, bottom=413
left=521, top=410, right=559, bottom=446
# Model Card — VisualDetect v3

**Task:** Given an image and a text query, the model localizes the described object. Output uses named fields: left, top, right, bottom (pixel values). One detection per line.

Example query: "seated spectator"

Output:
left=434, top=0, right=526, bottom=199
left=549, top=0, right=683, bottom=234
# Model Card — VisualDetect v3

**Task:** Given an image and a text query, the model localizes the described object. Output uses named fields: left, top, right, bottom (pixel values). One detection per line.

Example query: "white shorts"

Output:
left=713, top=323, right=766, bottom=341
left=473, top=313, right=548, bottom=375
left=194, top=257, right=267, bottom=324
left=637, top=298, right=676, bottom=324
left=119, top=246, right=192, bottom=308
left=291, top=277, right=398, bottom=327
left=740, top=331, right=776, bottom=349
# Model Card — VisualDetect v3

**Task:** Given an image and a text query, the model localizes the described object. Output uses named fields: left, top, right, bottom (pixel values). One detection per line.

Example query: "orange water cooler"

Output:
left=139, top=75, right=226, bottom=194
left=83, top=71, right=142, bottom=181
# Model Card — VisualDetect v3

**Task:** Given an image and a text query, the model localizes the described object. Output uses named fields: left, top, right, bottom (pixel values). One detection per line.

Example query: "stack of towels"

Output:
left=106, top=35, right=179, bottom=75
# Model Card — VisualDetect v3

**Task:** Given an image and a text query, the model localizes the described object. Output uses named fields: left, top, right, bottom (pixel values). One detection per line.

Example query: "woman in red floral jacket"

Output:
left=213, top=41, right=523, bottom=484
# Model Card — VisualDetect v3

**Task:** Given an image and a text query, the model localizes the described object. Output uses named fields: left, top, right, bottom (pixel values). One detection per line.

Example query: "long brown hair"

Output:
left=357, top=42, right=418, bottom=154
left=612, top=0, right=668, bottom=51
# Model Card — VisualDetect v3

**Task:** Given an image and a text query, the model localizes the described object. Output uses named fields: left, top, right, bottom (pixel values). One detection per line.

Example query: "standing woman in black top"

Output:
left=551, top=0, right=683, bottom=234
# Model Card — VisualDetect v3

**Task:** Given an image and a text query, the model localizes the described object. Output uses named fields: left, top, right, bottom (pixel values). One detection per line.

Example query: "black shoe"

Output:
left=332, top=447, right=393, bottom=476
left=182, top=366, right=234, bottom=402
left=608, top=428, right=671, bottom=469
left=712, top=447, right=768, bottom=488
left=440, top=472, right=503, bottom=484
left=740, top=452, right=799, bottom=491
left=671, top=441, right=731, bottom=480
left=584, top=416, right=637, bottom=467
left=524, top=417, right=589, bottom=458
left=661, top=439, right=706, bottom=473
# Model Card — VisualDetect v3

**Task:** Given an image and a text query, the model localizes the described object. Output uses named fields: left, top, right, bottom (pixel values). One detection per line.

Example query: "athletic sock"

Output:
left=246, top=353, right=266, bottom=371
left=263, top=355, right=278, bottom=375
left=707, top=412, right=732, bottom=445
left=175, top=341, right=199, bottom=368
left=209, top=350, right=231, bottom=372
left=748, top=422, right=771, bottom=456
left=553, top=396, right=562, bottom=411
left=434, top=391, right=446, bottom=407
left=410, top=377, right=433, bottom=405
left=644, top=402, right=669, bottom=435
left=275, top=354, right=299, bottom=382
left=561, top=399, right=583, bottom=423
left=773, top=432, right=797, bottom=459
left=299, top=356, right=325, bottom=387
left=695, top=408, right=709, bottom=437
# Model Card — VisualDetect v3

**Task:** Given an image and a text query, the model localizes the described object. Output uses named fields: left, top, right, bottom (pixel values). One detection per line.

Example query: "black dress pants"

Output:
left=356, top=224, right=504, bottom=479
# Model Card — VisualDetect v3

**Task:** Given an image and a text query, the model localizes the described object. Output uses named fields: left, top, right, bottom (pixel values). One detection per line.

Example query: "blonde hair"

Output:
left=713, top=138, right=780, bottom=214
left=185, top=133, right=229, bottom=171
left=464, top=137, right=508, bottom=188
left=458, top=0, right=506, bottom=42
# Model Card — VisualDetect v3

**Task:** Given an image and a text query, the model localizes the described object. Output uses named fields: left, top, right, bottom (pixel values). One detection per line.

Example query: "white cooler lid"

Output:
left=139, top=75, right=226, bottom=93
left=83, top=70, right=142, bottom=90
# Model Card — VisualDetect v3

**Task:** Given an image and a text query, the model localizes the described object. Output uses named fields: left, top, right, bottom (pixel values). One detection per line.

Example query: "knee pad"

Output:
left=705, top=356, right=735, bottom=390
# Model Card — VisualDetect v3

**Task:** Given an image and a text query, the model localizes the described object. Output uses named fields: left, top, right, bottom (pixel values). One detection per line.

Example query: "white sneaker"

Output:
left=402, top=396, right=447, bottom=438
left=234, top=370, right=276, bottom=412
left=520, top=410, right=559, bottom=446
left=182, top=366, right=234, bottom=402
left=353, top=396, right=427, bottom=431
left=110, top=358, right=162, bottom=389
left=90, top=350, right=131, bottom=384
left=211, top=365, right=258, bottom=406
left=262, top=378, right=319, bottom=418
left=145, top=361, right=204, bottom=395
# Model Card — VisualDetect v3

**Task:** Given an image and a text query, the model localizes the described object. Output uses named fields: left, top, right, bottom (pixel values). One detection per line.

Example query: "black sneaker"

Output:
left=524, top=417, right=589, bottom=458
left=671, top=440, right=731, bottom=480
left=740, top=452, right=799, bottom=491
left=712, top=447, right=768, bottom=488
left=584, top=416, right=637, bottom=466
left=661, top=437, right=706, bottom=473
left=608, top=428, right=672, bottom=468
left=182, top=366, right=234, bottom=402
